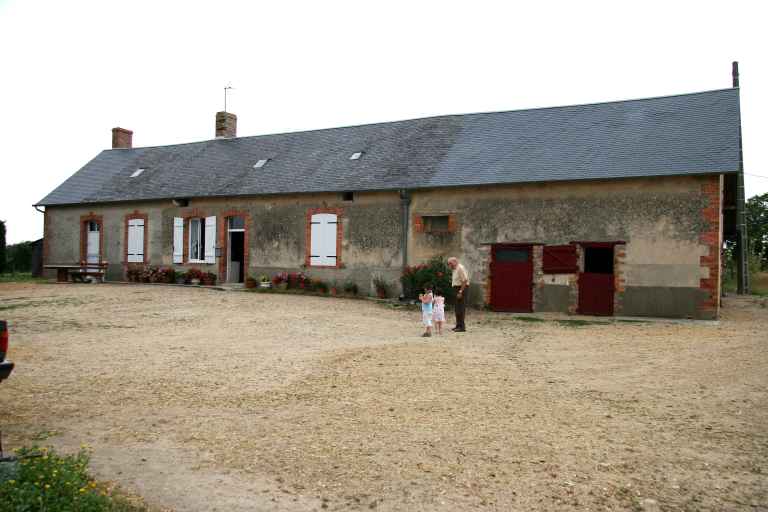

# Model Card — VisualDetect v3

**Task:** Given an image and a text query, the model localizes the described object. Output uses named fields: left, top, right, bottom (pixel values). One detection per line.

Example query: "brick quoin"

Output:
left=412, top=214, right=424, bottom=234
left=447, top=214, right=458, bottom=233
left=218, top=210, right=251, bottom=282
left=123, top=211, right=149, bottom=271
left=79, top=213, right=104, bottom=264
left=698, top=176, right=722, bottom=315
left=305, top=207, right=344, bottom=268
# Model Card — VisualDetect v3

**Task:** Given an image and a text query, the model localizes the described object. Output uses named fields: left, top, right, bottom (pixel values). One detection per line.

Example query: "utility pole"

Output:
left=733, top=61, right=750, bottom=294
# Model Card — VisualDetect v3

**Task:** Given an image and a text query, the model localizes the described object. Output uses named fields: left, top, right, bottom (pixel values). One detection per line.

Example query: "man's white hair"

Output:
left=447, top=257, right=458, bottom=264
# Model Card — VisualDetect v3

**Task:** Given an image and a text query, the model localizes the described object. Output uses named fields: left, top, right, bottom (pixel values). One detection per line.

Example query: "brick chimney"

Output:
left=215, top=112, right=237, bottom=138
left=112, top=127, right=133, bottom=149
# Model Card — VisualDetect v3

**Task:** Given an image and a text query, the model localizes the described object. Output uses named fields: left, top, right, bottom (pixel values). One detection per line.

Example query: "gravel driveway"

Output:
left=1, top=283, right=766, bottom=511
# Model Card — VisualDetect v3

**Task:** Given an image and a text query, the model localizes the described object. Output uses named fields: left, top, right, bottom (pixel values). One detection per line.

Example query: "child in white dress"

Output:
left=432, top=293, right=445, bottom=335
left=419, top=283, right=434, bottom=338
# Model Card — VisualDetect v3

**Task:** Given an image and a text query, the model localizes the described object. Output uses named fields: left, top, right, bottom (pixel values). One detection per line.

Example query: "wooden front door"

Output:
left=490, top=244, right=533, bottom=312
left=578, top=245, right=615, bottom=316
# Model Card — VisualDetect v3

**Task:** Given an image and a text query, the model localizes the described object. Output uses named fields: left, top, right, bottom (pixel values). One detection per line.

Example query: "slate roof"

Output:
left=37, top=88, right=742, bottom=206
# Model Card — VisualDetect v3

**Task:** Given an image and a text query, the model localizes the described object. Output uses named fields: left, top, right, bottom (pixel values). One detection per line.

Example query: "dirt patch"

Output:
left=1, top=282, right=767, bottom=511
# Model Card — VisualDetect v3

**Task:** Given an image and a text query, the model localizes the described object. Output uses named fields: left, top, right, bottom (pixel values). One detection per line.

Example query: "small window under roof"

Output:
left=349, top=152, right=363, bottom=160
left=130, top=168, right=145, bottom=178
left=253, top=159, right=269, bottom=169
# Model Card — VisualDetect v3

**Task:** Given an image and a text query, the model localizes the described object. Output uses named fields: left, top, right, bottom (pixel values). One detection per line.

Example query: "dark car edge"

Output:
left=0, top=320, right=13, bottom=382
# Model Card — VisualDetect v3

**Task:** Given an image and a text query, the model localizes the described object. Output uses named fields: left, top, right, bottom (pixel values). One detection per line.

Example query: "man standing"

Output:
left=447, top=257, right=469, bottom=332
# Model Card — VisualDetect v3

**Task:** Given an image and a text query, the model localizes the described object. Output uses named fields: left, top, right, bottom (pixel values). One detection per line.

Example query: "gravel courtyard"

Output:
left=1, top=283, right=766, bottom=511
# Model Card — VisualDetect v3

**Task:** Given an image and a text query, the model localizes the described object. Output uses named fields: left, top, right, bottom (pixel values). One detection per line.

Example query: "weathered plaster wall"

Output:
left=408, top=175, right=721, bottom=318
left=44, top=191, right=404, bottom=293
left=43, top=174, right=722, bottom=317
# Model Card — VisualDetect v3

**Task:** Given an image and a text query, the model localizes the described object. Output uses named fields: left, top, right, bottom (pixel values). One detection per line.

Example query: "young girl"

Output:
left=432, top=292, right=445, bottom=335
left=418, top=283, right=434, bottom=338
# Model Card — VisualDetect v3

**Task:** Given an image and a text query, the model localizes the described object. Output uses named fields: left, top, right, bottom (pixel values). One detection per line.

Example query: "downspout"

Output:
left=733, top=61, right=750, bottom=294
left=400, top=189, right=411, bottom=296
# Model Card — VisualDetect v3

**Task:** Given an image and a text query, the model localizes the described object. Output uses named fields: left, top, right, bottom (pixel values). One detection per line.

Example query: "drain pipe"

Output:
left=399, top=189, right=411, bottom=296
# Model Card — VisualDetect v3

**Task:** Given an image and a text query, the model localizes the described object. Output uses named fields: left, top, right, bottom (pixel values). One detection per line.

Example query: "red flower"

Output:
left=436, top=272, right=444, bottom=277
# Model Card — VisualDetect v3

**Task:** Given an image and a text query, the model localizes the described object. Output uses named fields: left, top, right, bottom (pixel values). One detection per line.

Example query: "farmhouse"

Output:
left=37, top=87, right=745, bottom=319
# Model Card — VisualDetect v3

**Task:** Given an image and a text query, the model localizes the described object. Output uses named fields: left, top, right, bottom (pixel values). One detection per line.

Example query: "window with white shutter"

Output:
left=310, top=213, right=338, bottom=266
left=205, top=216, right=216, bottom=264
left=127, top=218, right=145, bottom=263
left=173, top=217, right=184, bottom=263
left=187, top=216, right=216, bottom=263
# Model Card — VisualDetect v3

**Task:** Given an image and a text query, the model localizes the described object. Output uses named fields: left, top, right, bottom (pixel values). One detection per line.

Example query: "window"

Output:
left=543, top=245, right=578, bottom=273
left=584, top=247, right=614, bottom=274
left=349, top=152, right=363, bottom=160
left=189, top=218, right=206, bottom=261
left=495, top=248, right=530, bottom=263
left=127, top=218, right=145, bottom=263
left=310, top=213, right=338, bottom=266
left=228, top=216, right=245, bottom=230
left=253, top=159, right=269, bottom=169
left=186, top=216, right=217, bottom=264
left=423, top=215, right=449, bottom=233
left=130, top=168, right=145, bottom=178
left=341, top=191, right=354, bottom=202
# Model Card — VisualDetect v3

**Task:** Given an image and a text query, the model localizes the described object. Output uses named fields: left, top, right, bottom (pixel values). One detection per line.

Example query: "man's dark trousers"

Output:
left=453, top=286, right=466, bottom=330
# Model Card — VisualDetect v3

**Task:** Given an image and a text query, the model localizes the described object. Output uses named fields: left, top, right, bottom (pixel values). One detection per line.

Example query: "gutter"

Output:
left=400, top=189, right=411, bottom=281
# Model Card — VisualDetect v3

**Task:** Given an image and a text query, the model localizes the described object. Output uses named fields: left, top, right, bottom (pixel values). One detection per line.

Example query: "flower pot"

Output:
left=245, top=279, right=257, bottom=289
left=376, top=289, right=387, bottom=299
left=259, top=282, right=272, bottom=289
left=175, top=277, right=185, bottom=285
left=190, top=278, right=201, bottom=286
left=277, top=282, right=288, bottom=291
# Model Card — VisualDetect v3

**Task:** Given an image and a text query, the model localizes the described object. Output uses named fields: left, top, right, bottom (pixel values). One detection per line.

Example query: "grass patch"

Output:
left=555, top=319, right=610, bottom=327
left=512, top=316, right=546, bottom=322
left=0, top=445, right=149, bottom=512
left=0, top=273, right=48, bottom=284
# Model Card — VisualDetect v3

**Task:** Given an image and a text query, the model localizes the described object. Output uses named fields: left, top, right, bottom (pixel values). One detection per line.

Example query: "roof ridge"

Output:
left=107, top=88, right=738, bottom=152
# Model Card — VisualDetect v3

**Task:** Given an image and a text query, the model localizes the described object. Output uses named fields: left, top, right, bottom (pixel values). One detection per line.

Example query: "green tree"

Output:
left=0, top=220, right=6, bottom=274
left=746, top=192, right=768, bottom=270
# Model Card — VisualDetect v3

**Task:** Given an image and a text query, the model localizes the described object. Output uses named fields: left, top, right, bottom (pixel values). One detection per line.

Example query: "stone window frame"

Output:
left=305, top=207, right=344, bottom=269
left=123, top=211, right=149, bottom=265
left=413, top=213, right=458, bottom=234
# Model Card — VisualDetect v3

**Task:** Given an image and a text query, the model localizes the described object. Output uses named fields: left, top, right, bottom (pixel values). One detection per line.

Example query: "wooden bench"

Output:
left=44, top=262, right=109, bottom=283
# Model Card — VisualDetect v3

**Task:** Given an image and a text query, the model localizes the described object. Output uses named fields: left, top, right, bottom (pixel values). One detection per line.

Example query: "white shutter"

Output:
left=127, top=219, right=145, bottom=263
left=204, top=216, right=216, bottom=264
left=173, top=217, right=184, bottom=263
left=310, top=214, right=337, bottom=266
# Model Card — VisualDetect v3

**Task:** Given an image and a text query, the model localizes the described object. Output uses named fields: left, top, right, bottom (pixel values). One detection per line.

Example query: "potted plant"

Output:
left=201, top=272, right=217, bottom=286
left=258, top=274, right=271, bottom=288
left=186, top=268, right=203, bottom=285
left=245, top=275, right=258, bottom=289
left=343, top=280, right=359, bottom=296
left=174, top=270, right=186, bottom=285
left=314, top=279, right=329, bottom=294
left=271, top=271, right=289, bottom=290
left=373, top=275, right=389, bottom=299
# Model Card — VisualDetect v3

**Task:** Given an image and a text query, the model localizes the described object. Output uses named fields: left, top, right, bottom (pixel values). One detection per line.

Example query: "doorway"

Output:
left=490, top=244, right=533, bottom=312
left=227, top=217, right=245, bottom=283
left=85, top=221, right=101, bottom=271
left=578, top=244, right=615, bottom=316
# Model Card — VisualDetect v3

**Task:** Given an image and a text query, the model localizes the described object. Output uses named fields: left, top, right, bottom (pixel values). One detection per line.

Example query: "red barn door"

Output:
left=490, top=244, right=533, bottom=312
left=578, top=244, right=615, bottom=316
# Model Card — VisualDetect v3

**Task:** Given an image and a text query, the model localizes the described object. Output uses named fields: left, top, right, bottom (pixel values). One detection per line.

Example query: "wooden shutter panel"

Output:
left=204, top=216, right=216, bottom=264
left=310, top=214, right=337, bottom=266
left=543, top=245, right=578, bottom=273
left=173, top=217, right=184, bottom=263
left=127, top=219, right=144, bottom=263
